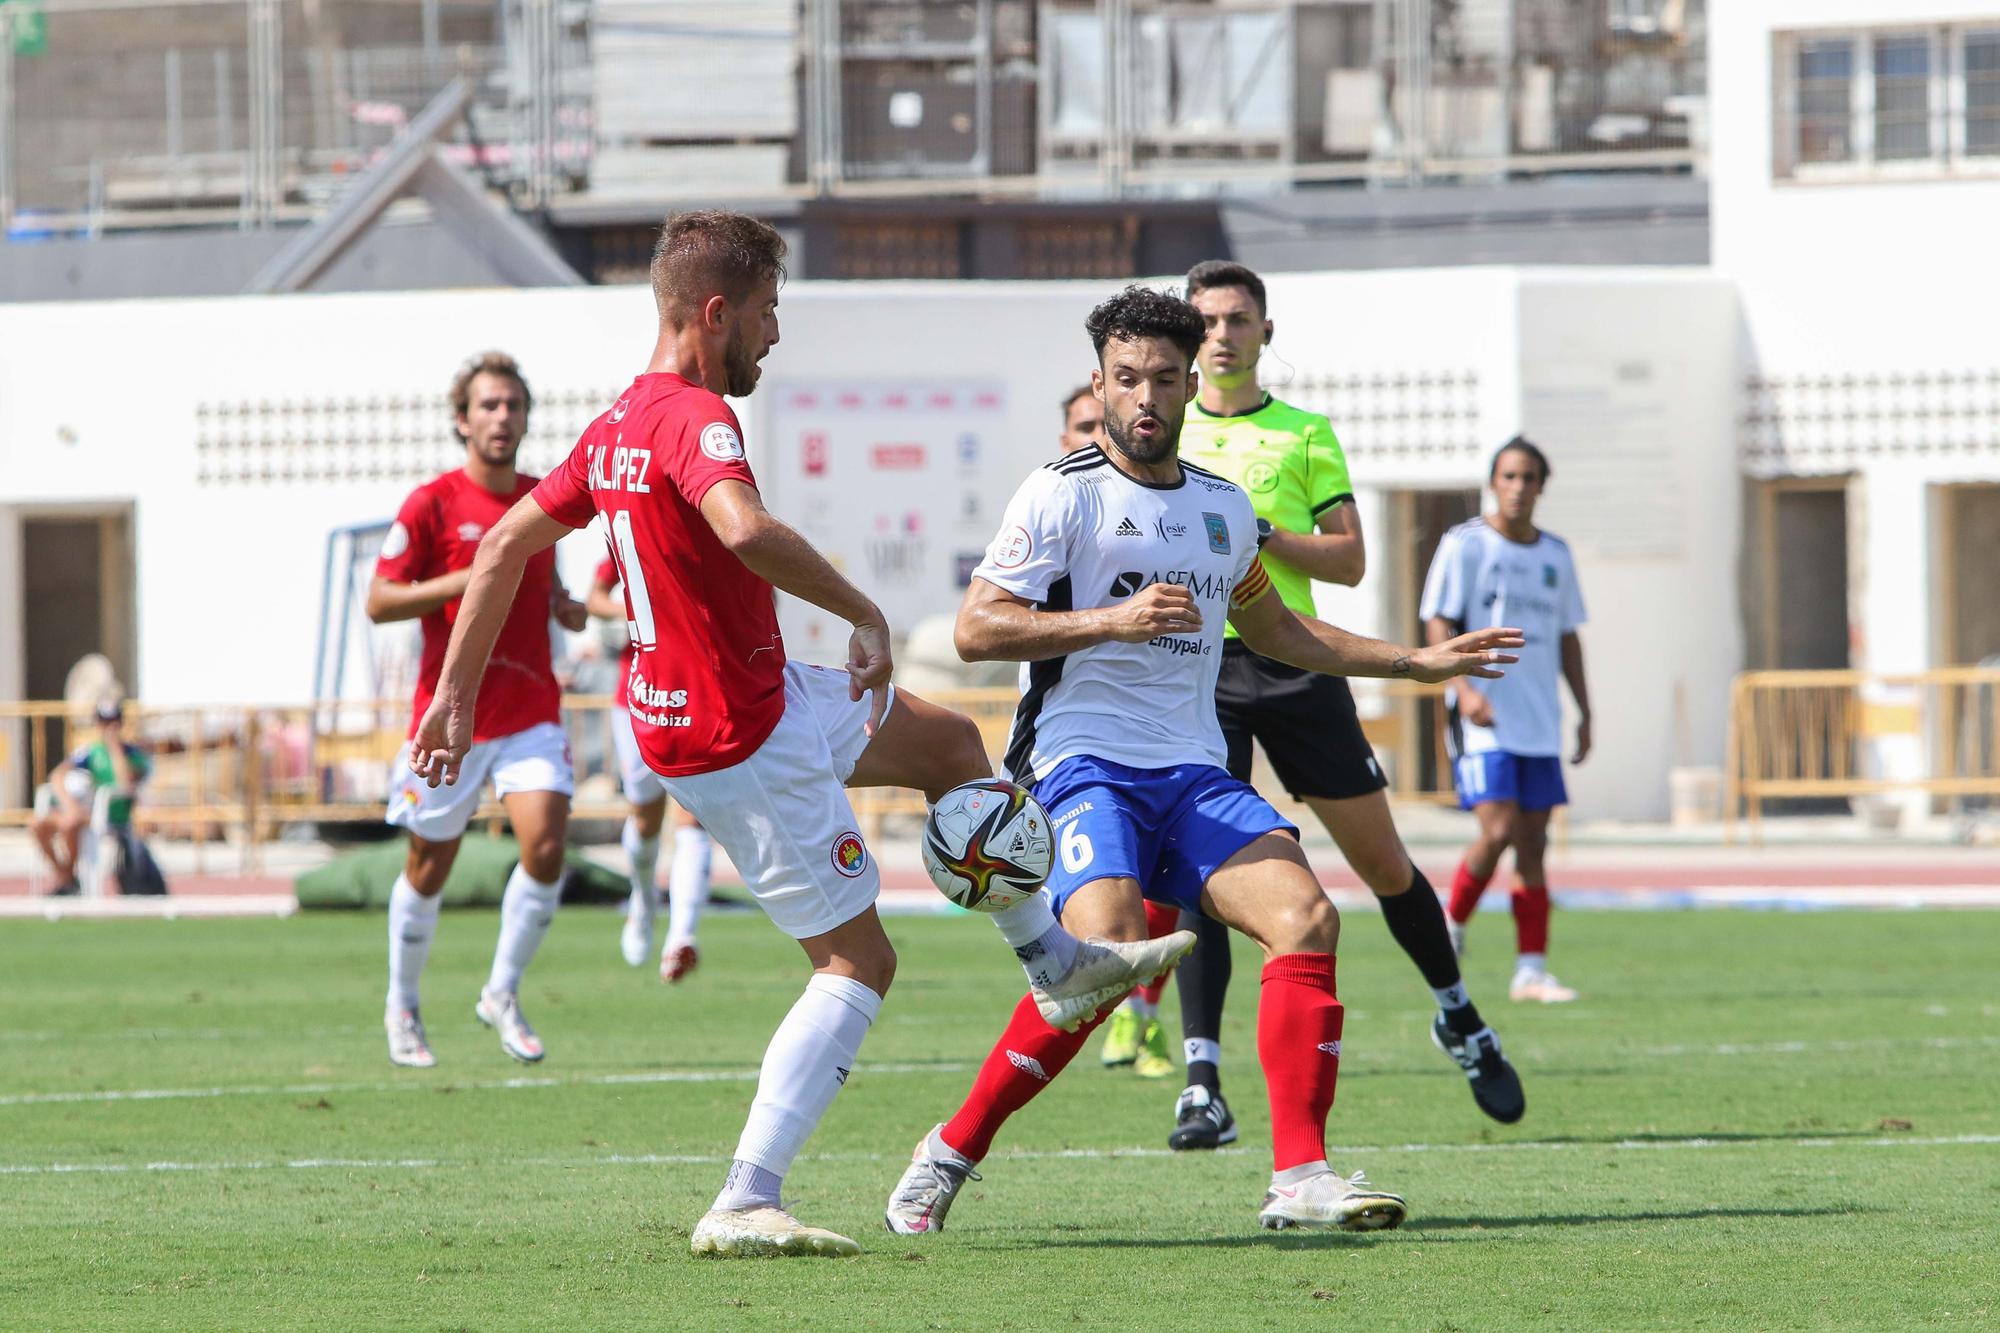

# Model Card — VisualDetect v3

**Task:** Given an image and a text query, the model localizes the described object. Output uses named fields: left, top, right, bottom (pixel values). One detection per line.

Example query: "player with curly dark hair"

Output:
left=885, top=287, right=1525, bottom=1238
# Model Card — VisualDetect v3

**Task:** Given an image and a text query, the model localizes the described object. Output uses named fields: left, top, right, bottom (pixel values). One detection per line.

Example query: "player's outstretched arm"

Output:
left=1425, top=612, right=1492, bottom=724
left=409, top=497, right=572, bottom=788
left=954, top=578, right=1202, bottom=663
left=1232, top=591, right=1522, bottom=684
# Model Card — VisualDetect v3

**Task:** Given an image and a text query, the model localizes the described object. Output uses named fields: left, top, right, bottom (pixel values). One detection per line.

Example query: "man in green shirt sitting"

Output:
left=1155, top=260, right=1523, bottom=1148
left=31, top=699, right=151, bottom=896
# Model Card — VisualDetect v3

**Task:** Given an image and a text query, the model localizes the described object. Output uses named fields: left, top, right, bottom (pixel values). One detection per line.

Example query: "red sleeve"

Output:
left=665, top=400, right=758, bottom=508
left=531, top=435, right=598, bottom=529
left=374, top=487, right=435, bottom=583
left=593, top=556, right=617, bottom=591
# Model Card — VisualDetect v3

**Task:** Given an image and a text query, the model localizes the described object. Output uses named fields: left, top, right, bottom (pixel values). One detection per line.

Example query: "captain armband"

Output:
left=1229, top=558, right=1275, bottom=610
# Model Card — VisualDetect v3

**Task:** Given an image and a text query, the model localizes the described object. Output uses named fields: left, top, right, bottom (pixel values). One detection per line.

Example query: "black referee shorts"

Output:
left=1215, top=640, right=1388, bottom=801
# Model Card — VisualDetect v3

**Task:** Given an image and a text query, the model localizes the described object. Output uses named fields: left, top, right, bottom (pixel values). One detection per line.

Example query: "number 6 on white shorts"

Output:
left=1059, top=821, right=1094, bottom=874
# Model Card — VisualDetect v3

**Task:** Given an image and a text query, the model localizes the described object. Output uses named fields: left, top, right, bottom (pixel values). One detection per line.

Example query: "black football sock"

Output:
left=1379, top=869, right=1487, bottom=1037
left=1174, top=909, right=1233, bottom=1092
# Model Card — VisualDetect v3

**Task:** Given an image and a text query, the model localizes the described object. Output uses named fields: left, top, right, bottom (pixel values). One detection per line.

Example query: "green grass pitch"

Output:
left=4, top=906, right=1997, bottom=1330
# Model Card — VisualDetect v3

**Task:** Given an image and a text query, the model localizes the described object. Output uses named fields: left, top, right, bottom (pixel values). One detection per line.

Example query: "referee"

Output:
left=1164, top=261, right=1524, bottom=1149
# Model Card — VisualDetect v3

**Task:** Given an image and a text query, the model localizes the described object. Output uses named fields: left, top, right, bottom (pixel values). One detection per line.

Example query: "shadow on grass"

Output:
left=1410, top=1204, right=1874, bottom=1233
left=977, top=1205, right=1875, bottom=1250
left=1475, top=1129, right=1924, bottom=1146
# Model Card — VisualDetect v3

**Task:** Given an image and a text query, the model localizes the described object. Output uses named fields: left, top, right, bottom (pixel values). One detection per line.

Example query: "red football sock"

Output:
left=1511, top=881, right=1551, bottom=956
left=939, top=992, right=1116, bottom=1163
left=1257, top=953, right=1344, bottom=1172
left=1138, top=900, right=1180, bottom=998
left=1447, top=858, right=1493, bottom=925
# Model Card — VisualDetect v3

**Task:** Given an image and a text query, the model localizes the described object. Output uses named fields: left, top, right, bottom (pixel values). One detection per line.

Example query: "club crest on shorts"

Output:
left=831, top=831, right=868, bottom=878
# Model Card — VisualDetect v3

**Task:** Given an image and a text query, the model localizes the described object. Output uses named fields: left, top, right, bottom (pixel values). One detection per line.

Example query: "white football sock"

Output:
left=486, top=864, right=562, bottom=995
left=621, top=817, right=660, bottom=918
left=711, top=1159, right=785, bottom=1213
left=667, top=825, right=711, bottom=948
left=1273, top=1160, right=1330, bottom=1187
left=386, top=874, right=440, bottom=1012
left=1515, top=952, right=1547, bottom=975
left=988, top=891, right=1081, bottom=990
left=1129, top=993, right=1158, bottom=1021
left=723, top=973, right=882, bottom=1197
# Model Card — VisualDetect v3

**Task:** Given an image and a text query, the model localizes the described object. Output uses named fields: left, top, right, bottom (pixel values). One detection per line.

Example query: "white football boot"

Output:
left=884, top=1125, right=981, bottom=1235
left=1510, top=966, right=1579, bottom=1003
left=475, top=987, right=546, bottom=1063
left=660, top=941, right=700, bottom=984
left=1258, top=1169, right=1408, bottom=1233
left=385, top=1007, right=436, bottom=1069
left=1034, top=931, right=1198, bottom=1032
left=620, top=890, right=656, bottom=968
left=690, top=1206, right=862, bottom=1258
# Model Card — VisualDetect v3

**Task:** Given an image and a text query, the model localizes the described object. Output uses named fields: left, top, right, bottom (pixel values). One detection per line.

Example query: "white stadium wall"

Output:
left=1710, top=2, right=2000, bottom=823
left=1513, top=273, right=1743, bottom=821
left=0, top=269, right=1739, bottom=820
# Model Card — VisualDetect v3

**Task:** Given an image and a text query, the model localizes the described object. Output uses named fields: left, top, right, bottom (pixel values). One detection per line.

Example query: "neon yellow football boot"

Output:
left=1099, top=1005, right=1141, bottom=1067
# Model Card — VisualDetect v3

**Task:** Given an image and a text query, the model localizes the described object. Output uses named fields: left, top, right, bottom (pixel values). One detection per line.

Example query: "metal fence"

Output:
left=1724, top=667, right=2000, bottom=838
left=1, top=0, right=1703, bottom=234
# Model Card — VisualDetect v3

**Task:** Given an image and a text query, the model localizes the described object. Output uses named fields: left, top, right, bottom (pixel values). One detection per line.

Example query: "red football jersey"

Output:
left=592, top=554, right=634, bottom=708
left=377, top=469, right=561, bottom=742
left=534, top=373, right=785, bottom=776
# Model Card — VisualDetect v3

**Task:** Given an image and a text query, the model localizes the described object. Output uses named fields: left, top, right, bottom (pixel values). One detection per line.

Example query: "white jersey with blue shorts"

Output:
left=972, top=445, right=1296, bottom=914
left=1418, top=517, right=1586, bottom=812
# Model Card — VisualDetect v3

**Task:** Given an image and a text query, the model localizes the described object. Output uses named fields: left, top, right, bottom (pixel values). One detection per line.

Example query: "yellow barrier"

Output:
left=0, top=680, right=1463, bottom=871
left=1724, top=667, right=2000, bottom=838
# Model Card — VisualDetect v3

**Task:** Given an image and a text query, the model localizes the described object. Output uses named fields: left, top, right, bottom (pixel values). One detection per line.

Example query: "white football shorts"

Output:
left=609, top=702, right=669, bottom=805
left=386, top=720, right=575, bottom=842
left=662, top=661, right=894, bottom=941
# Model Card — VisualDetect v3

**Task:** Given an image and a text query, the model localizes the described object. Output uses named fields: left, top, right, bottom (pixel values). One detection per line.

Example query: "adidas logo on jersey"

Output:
left=1007, top=1050, right=1050, bottom=1081
left=1114, top=517, right=1142, bottom=536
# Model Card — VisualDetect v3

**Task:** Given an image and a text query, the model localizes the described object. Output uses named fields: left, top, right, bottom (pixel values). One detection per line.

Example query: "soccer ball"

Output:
left=921, top=779, right=1053, bottom=913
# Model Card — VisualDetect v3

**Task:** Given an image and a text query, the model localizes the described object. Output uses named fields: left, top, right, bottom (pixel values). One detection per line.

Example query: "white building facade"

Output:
left=4, top=3, right=1995, bottom=824
left=0, top=270, right=1740, bottom=822
left=1712, top=1, right=2000, bottom=821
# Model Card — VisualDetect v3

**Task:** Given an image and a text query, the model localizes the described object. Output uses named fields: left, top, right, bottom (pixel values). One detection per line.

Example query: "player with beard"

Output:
left=884, top=287, right=1522, bottom=1237
left=371, top=351, right=589, bottom=1069
left=1156, top=260, right=1525, bottom=1150
left=408, top=214, right=1193, bottom=1258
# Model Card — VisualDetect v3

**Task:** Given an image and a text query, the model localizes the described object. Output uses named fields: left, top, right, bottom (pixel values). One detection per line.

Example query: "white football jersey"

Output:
left=973, top=445, right=1267, bottom=781
left=1418, top=517, right=1586, bottom=758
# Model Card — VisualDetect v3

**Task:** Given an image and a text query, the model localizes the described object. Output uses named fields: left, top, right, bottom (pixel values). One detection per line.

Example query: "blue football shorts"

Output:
left=1030, top=754, right=1297, bottom=918
left=1452, top=750, right=1568, bottom=813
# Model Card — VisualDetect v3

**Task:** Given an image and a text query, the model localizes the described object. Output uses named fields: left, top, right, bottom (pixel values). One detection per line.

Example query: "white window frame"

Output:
left=1864, top=28, right=1945, bottom=177
left=1774, top=24, right=2000, bottom=184
left=1957, top=26, right=2000, bottom=162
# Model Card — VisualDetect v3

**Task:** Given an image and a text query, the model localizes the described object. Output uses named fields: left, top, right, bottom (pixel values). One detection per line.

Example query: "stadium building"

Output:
left=1, top=0, right=1994, bottom=826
